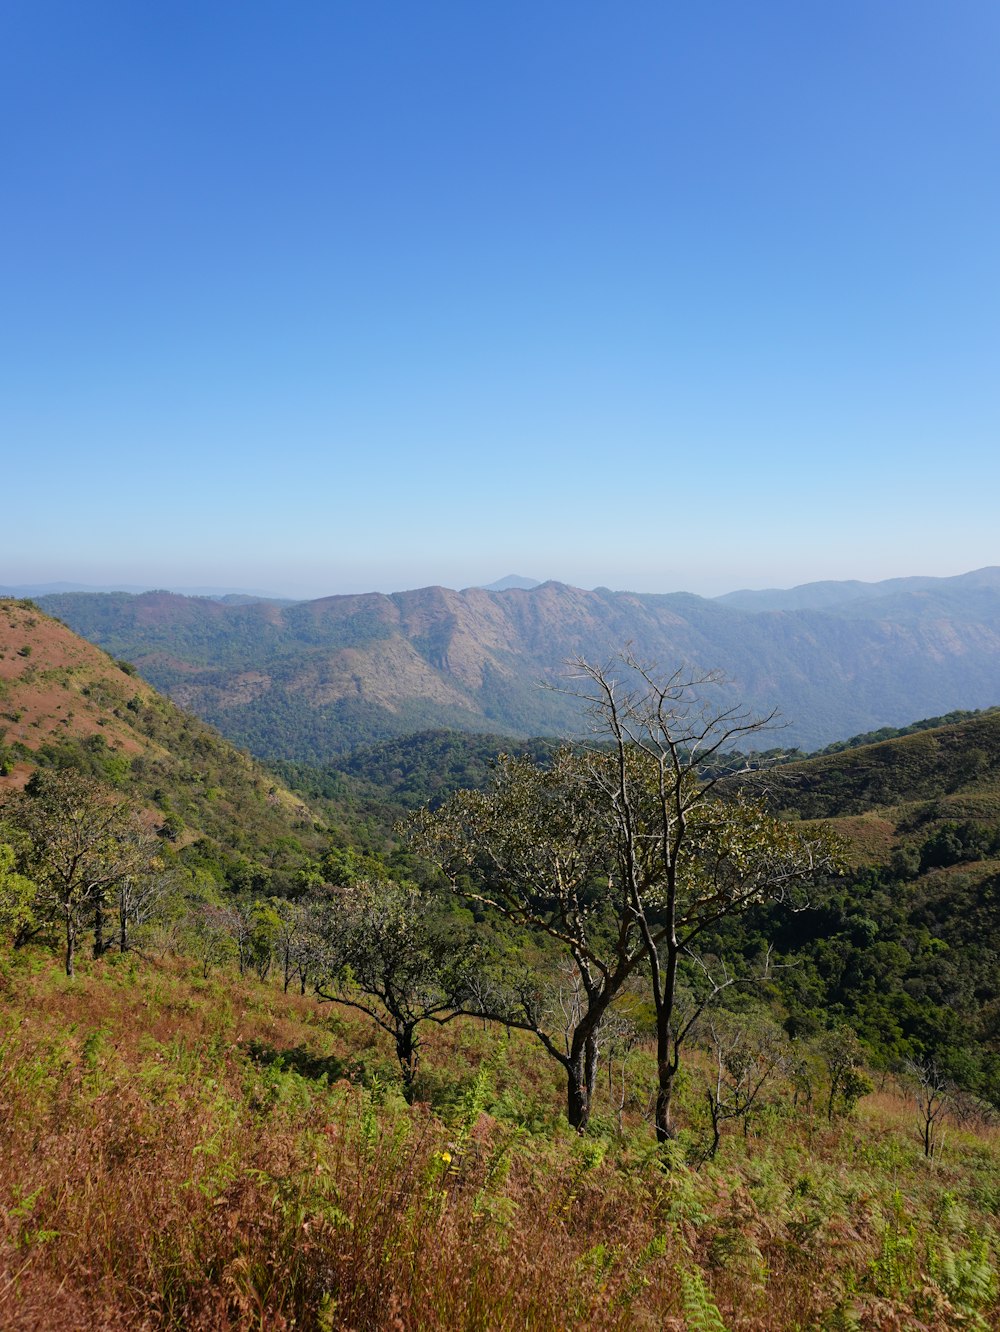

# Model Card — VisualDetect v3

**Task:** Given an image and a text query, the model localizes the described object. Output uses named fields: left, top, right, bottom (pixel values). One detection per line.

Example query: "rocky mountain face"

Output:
left=39, top=568, right=1000, bottom=759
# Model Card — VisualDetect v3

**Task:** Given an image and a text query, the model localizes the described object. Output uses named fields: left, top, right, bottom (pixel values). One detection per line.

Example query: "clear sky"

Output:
left=3, top=1, right=998, bottom=599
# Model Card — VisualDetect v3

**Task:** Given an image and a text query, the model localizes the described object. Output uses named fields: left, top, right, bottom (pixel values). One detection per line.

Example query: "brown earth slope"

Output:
left=0, top=599, right=322, bottom=863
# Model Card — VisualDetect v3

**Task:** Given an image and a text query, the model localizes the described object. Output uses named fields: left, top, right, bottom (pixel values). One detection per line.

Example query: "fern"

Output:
left=869, top=1188, right=919, bottom=1297
left=451, top=1054, right=495, bottom=1153
left=677, top=1264, right=729, bottom=1332
left=928, top=1230, right=997, bottom=1324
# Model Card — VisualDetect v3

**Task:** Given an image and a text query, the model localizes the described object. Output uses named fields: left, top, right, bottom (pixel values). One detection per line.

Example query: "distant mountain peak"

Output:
left=475, top=575, right=542, bottom=592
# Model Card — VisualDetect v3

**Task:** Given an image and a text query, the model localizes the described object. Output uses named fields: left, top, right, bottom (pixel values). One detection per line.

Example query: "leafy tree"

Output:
left=411, top=746, right=632, bottom=1129
left=918, top=821, right=992, bottom=872
left=313, top=878, right=479, bottom=1097
left=256, top=896, right=309, bottom=993
left=0, top=843, right=36, bottom=943
left=1, top=770, right=160, bottom=975
left=819, top=1026, right=873, bottom=1121
left=205, top=898, right=279, bottom=978
left=278, top=895, right=334, bottom=995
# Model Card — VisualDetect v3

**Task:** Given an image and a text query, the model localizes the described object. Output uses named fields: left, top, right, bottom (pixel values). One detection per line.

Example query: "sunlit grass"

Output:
left=1, top=950, right=998, bottom=1329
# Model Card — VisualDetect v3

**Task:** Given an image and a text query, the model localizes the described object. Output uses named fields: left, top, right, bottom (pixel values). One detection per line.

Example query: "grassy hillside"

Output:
left=0, top=598, right=327, bottom=886
left=763, top=707, right=1000, bottom=824
left=2, top=949, right=998, bottom=1330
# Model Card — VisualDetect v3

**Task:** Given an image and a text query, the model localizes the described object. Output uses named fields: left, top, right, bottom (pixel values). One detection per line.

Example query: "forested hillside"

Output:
left=268, top=709, right=1000, bottom=1109
left=4, top=613, right=1000, bottom=1327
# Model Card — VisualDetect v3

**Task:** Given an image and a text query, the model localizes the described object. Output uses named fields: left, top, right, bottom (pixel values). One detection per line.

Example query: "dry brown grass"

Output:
left=1, top=952, right=998, bottom=1330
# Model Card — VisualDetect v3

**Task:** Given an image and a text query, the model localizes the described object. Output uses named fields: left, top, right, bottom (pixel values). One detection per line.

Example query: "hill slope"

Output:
left=763, top=706, right=1000, bottom=828
left=0, top=598, right=324, bottom=877
left=729, top=710, right=1000, bottom=1093
left=41, top=568, right=1000, bottom=759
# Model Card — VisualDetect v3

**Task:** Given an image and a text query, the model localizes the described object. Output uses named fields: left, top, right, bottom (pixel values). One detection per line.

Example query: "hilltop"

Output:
left=40, top=567, right=1000, bottom=760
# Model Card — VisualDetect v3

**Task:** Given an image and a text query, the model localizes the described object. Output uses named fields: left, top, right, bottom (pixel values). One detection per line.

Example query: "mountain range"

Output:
left=32, top=567, right=1000, bottom=760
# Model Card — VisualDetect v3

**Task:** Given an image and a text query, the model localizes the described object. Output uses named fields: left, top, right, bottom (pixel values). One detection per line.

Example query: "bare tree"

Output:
left=414, top=653, right=843, bottom=1138
left=949, top=1088, right=998, bottom=1133
left=112, top=869, right=173, bottom=954
left=603, top=1007, right=640, bottom=1136
left=288, top=898, right=334, bottom=995
left=213, top=899, right=259, bottom=976
left=904, top=1057, right=952, bottom=1158
left=186, top=902, right=238, bottom=978
left=699, top=1011, right=791, bottom=1159
left=562, top=654, right=843, bottom=1140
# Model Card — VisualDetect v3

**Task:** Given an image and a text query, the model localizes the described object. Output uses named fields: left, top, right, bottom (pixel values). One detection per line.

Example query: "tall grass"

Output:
left=1, top=952, right=998, bottom=1329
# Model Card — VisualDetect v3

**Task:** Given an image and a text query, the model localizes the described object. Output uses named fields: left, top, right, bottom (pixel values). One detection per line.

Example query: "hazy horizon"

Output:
left=4, top=561, right=997, bottom=605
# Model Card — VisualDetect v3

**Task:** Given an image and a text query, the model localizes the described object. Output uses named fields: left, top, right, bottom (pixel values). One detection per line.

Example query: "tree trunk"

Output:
left=396, top=1025, right=418, bottom=1101
left=93, top=890, right=106, bottom=958
left=567, top=1053, right=590, bottom=1130
left=65, top=912, right=76, bottom=978
left=653, top=945, right=680, bottom=1143
left=585, top=1029, right=600, bottom=1104
left=566, top=1023, right=602, bottom=1131
left=561, top=1010, right=602, bottom=1130
left=705, top=1089, right=722, bottom=1160
left=655, top=1081, right=676, bottom=1142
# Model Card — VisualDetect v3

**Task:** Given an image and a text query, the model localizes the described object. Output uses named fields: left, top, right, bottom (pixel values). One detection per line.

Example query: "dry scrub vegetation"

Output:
left=1, top=951, right=998, bottom=1331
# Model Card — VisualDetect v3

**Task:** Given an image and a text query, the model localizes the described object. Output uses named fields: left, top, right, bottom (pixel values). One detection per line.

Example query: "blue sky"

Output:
left=3, top=1, right=998, bottom=598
